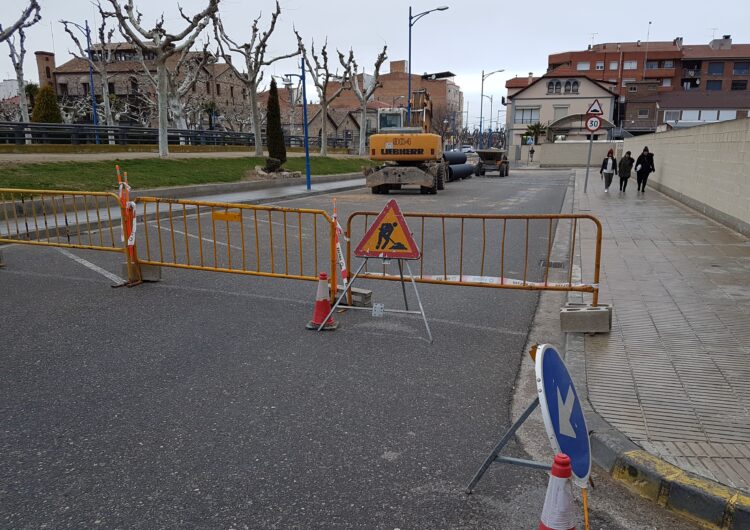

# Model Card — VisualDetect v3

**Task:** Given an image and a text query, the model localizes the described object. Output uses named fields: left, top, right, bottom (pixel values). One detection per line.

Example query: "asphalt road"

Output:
left=1, top=170, right=678, bottom=528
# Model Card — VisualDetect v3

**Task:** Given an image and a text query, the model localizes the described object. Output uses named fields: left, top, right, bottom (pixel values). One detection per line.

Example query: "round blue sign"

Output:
left=535, top=344, right=591, bottom=486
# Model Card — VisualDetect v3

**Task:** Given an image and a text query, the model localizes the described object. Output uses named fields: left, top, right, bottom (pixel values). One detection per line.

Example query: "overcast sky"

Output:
left=3, top=0, right=750, bottom=129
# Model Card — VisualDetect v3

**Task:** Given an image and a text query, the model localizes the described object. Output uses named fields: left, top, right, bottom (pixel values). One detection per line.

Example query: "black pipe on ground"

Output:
left=448, top=163, right=474, bottom=181
left=442, top=151, right=467, bottom=165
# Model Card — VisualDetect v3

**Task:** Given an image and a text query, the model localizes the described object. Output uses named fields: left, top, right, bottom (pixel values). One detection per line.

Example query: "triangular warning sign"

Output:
left=354, top=199, right=420, bottom=260
left=586, top=99, right=603, bottom=116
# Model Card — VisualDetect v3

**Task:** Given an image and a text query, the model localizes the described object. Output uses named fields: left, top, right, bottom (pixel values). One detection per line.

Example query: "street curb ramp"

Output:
left=564, top=170, right=750, bottom=529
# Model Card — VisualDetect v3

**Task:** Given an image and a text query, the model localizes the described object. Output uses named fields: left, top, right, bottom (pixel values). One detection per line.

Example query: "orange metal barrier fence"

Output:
left=346, top=211, right=602, bottom=305
left=134, top=197, right=337, bottom=294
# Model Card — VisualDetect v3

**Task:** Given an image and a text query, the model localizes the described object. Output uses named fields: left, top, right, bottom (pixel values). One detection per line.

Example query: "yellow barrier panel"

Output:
left=0, top=188, right=140, bottom=282
left=346, top=211, right=603, bottom=306
left=134, top=197, right=337, bottom=298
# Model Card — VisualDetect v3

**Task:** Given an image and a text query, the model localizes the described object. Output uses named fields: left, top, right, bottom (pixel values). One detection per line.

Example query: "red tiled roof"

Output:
left=505, top=77, right=538, bottom=89
left=681, top=44, right=750, bottom=58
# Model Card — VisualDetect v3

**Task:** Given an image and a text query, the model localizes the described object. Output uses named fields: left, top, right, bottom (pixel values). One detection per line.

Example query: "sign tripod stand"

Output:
left=317, top=256, right=432, bottom=342
left=317, top=199, right=432, bottom=342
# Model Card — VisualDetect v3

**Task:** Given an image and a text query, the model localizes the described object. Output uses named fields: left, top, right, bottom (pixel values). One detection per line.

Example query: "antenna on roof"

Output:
left=709, top=27, right=718, bottom=39
left=589, top=32, right=598, bottom=47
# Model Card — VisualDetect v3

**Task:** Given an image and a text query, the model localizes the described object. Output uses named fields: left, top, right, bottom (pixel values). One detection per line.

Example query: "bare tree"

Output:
left=213, top=1, right=299, bottom=156
left=339, top=45, right=387, bottom=156
left=0, top=0, right=40, bottom=44
left=61, top=3, right=119, bottom=128
left=298, top=34, right=352, bottom=156
left=135, top=39, right=213, bottom=130
left=6, top=29, right=30, bottom=124
left=104, top=0, right=219, bottom=157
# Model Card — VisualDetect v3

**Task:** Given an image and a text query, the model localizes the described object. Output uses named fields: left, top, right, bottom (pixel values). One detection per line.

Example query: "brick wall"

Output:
left=623, top=118, right=750, bottom=235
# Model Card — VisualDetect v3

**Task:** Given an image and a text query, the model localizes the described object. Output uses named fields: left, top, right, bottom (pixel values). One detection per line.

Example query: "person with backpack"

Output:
left=599, top=149, right=617, bottom=193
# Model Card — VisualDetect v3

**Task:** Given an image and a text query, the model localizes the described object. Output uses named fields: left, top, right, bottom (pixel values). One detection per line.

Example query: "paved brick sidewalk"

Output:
left=574, top=169, right=750, bottom=493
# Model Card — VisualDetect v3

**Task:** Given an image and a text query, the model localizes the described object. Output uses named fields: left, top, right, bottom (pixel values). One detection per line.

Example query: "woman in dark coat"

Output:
left=635, top=146, right=656, bottom=193
left=618, top=151, right=635, bottom=192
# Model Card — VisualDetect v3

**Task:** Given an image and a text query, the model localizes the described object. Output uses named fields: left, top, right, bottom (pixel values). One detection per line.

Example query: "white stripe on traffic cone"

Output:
left=539, top=453, right=576, bottom=530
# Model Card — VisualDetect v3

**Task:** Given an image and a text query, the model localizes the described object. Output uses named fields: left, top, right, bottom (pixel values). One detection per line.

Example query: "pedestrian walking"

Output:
left=635, top=146, right=656, bottom=193
left=599, top=149, right=617, bottom=193
left=618, top=151, right=635, bottom=192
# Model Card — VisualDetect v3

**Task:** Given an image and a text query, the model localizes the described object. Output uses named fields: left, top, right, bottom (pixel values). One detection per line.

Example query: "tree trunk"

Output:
left=15, top=66, right=30, bottom=144
left=100, top=75, right=116, bottom=145
left=168, top=93, right=188, bottom=145
left=319, top=99, right=328, bottom=156
left=156, top=61, right=170, bottom=158
left=359, top=103, right=367, bottom=156
left=248, top=81, right=263, bottom=156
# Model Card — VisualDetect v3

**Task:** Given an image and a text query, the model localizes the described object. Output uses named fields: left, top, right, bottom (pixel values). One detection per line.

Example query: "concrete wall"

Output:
left=623, top=118, right=750, bottom=236
left=515, top=141, right=622, bottom=167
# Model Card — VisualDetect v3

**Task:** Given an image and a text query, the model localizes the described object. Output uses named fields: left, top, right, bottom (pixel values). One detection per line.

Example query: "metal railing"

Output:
left=346, top=211, right=603, bottom=305
left=134, top=197, right=337, bottom=293
left=0, top=121, right=357, bottom=149
left=0, top=188, right=125, bottom=253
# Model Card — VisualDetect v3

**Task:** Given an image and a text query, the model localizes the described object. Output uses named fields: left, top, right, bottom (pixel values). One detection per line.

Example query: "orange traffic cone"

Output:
left=539, top=453, right=576, bottom=530
left=306, top=272, right=338, bottom=330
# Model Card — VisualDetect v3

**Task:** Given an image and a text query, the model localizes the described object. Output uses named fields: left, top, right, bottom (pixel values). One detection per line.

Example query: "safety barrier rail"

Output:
left=0, top=188, right=126, bottom=254
left=346, top=211, right=602, bottom=305
left=134, top=197, right=336, bottom=292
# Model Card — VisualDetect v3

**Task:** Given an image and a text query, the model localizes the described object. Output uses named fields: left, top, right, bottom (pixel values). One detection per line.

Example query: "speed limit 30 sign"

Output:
left=585, top=115, right=602, bottom=132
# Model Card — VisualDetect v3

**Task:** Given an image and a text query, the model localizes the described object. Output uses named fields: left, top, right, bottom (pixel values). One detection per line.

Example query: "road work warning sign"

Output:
left=354, top=199, right=420, bottom=260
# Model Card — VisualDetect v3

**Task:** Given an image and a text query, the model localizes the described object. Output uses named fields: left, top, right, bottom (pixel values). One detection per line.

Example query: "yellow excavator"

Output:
left=365, top=90, right=446, bottom=194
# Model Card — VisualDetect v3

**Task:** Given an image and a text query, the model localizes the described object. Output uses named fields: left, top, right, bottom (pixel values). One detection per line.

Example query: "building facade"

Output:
left=505, top=74, right=617, bottom=146
left=546, top=35, right=750, bottom=133
left=325, top=60, right=464, bottom=132
left=36, top=43, right=249, bottom=129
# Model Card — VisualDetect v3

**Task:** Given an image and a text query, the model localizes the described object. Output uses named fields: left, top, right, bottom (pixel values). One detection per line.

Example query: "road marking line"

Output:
left=55, top=248, right=125, bottom=284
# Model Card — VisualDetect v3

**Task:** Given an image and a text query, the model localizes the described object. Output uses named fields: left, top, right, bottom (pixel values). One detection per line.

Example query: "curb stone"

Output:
left=564, top=172, right=750, bottom=529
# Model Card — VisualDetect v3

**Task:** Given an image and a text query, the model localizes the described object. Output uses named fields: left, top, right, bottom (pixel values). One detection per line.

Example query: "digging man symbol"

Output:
left=376, top=221, right=399, bottom=250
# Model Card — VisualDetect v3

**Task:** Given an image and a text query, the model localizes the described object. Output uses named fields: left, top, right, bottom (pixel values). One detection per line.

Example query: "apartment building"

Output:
left=36, top=43, right=248, bottom=128
left=326, top=60, right=464, bottom=131
left=546, top=35, right=750, bottom=133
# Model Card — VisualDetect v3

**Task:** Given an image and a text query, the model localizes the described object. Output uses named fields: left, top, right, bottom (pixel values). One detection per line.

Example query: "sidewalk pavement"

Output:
left=570, top=169, right=750, bottom=525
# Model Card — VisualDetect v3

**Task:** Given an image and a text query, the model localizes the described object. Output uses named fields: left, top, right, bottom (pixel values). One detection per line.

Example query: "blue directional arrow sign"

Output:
left=535, top=344, right=591, bottom=486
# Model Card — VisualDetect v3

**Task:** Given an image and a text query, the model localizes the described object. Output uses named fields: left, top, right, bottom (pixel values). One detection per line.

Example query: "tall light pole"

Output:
left=483, top=94, right=493, bottom=130
left=479, top=68, right=503, bottom=148
left=69, top=20, right=100, bottom=144
left=284, top=57, right=311, bottom=190
left=408, top=5, right=448, bottom=125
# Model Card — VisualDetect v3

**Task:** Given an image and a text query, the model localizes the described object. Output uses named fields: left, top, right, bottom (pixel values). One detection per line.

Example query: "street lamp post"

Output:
left=484, top=95, right=493, bottom=142
left=479, top=68, right=503, bottom=148
left=284, top=57, right=311, bottom=190
left=70, top=20, right=100, bottom=144
left=408, top=5, right=448, bottom=125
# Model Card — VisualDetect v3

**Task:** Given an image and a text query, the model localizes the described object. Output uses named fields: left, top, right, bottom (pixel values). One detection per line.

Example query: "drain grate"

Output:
left=539, top=259, right=567, bottom=269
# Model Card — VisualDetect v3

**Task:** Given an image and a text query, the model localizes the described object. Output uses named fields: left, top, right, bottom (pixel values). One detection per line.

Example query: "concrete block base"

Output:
left=121, top=262, right=162, bottom=282
left=560, top=302, right=612, bottom=333
left=336, top=286, right=372, bottom=307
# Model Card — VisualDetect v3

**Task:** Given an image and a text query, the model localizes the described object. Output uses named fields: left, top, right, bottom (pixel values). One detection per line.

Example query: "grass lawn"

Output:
left=0, top=157, right=375, bottom=192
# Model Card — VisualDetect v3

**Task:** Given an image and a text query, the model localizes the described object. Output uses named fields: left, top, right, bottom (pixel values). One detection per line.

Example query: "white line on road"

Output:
left=55, top=248, right=125, bottom=284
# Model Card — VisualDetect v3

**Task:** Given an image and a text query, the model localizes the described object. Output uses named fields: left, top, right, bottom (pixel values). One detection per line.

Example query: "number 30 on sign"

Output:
left=585, top=116, right=601, bottom=132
